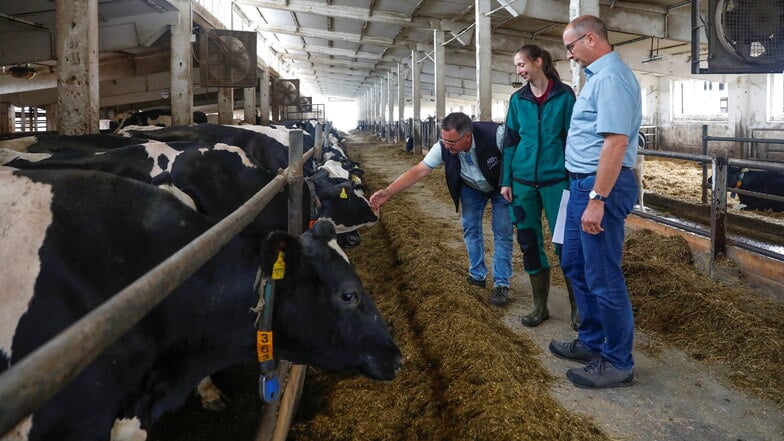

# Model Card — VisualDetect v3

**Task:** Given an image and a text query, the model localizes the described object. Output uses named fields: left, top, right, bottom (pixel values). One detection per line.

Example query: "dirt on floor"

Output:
left=149, top=134, right=784, bottom=441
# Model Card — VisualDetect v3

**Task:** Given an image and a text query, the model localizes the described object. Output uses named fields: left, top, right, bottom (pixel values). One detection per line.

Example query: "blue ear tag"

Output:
left=259, top=370, right=280, bottom=403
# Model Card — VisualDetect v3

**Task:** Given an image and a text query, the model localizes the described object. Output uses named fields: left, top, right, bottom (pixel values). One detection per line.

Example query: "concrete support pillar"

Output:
left=397, top=63, right=405, bottom=140
left=568, top=0, right=600, bottom=94
left=45, top=104, right=58, bottom=132
left=727, top=75, right=765, bottom=158
left=360, top=92, right=364, bottom=125
left=388, top=71, right=394, bottom=142
left=376, top=82, right=382, bottom=131
left=244, top=87, right=256, bottom=123
left=475, top=0, right=492, bottom=121
left=258, top=70, right=270, bottom=124
left=369, top=88, right=374, bottom=130
left=218, top=87, right=233, bottom=124
left=55, top=0, right=99, bottom=135
left=380, top=78, right=386, bottom=125
left=412, top=50, right=422, bottom=155
left=170, top=0, right=193, bottom=126
left=434, top=29, right=446, bottom=124
left=0, top=102, right=12, bottom=134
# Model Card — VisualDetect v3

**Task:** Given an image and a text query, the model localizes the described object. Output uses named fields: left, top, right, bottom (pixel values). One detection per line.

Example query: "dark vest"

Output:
left=442, top=121, right=503, bottom=212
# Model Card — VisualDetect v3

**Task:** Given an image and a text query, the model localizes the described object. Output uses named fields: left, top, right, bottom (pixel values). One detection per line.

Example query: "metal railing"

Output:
left=0, top=129, right=309, bottom=437
left=636, top=125, right=784, bottom=268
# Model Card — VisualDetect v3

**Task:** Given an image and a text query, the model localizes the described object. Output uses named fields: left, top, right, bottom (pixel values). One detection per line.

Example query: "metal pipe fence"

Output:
left=636, top=125, right=784, bottom=268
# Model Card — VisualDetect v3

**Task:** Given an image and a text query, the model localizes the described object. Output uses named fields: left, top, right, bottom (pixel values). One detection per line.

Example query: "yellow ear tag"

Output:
left=340, top=187, right=348, bottom=199
left=272, top=251, right=285, bottom=280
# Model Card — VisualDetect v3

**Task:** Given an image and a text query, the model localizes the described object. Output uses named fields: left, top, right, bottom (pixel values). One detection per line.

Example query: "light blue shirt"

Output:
left=565, top=51, right=642, bottom=174
left=423, top=138, right=494, bottom=192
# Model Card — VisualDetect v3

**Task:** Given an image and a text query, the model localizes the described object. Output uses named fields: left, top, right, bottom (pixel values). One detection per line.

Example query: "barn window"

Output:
left=672, top=79, right=728, bottom=120
left=12, top=106, right=48, bottom=133
left=768, top=73, right=784, bottom=121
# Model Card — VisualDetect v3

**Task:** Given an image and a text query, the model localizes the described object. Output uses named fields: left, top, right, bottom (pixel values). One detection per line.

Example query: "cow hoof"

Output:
left=196, top=376, right=230, bottom=412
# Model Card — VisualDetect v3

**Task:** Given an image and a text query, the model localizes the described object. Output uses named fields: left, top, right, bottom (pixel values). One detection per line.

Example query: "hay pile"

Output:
left=643, top=157, right=784, bottom=221
left=623, top=230, right=784, bottom=405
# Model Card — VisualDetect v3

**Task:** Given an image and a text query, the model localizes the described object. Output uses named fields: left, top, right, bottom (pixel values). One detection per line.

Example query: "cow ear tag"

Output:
left=272, top=251, right=285, bottom=280
left=339, top=187, right=348, bottom=199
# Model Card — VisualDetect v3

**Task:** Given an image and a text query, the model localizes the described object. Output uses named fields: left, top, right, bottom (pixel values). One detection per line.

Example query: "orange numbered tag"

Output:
left=256, top=331, right=273, bottom=362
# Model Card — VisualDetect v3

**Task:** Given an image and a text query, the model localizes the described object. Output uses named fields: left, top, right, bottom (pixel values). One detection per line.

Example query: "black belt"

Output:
left=511, top=175, right=568, bottom=188
left=569, top=166, right=632, bottom=180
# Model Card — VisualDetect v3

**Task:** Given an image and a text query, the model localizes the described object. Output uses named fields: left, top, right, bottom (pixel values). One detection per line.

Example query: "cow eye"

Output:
left=340, top=291, right=357, bottom=303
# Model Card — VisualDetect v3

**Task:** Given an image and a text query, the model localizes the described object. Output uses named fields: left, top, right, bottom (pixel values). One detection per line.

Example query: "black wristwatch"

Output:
left=589, top=190, right=608, bottom=202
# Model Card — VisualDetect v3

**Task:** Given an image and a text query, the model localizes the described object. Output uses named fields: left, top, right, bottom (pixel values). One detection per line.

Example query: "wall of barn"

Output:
left=654, top=74, right=784, bottom=159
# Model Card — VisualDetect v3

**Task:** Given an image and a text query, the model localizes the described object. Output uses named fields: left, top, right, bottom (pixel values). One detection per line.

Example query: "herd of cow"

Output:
left=0, top=121, right=402, bottom=441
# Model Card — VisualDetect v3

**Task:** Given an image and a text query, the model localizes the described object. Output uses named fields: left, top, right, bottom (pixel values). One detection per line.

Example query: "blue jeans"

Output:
left=460, top=185, right=513, bottom=287
left=560, top=169, right=638, bottom=370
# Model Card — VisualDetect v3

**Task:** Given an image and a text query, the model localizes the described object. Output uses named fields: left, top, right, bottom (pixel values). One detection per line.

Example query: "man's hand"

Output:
left=369, top=189, right=390, bottom=211
left=500, top=186, right=513, bottom=202
left=581, top=200, right=605, bottom=234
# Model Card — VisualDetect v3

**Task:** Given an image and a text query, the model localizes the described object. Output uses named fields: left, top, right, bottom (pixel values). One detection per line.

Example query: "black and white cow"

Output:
left=1, top=140, right=302, bottom=236
left=123, top=124, right=378, bottom=233
left=726, top=166, right=784, bottom=212
left=0, top=167, right=402, bottom=441
left=117, top=109, right=208, bottom=129
left=0, top=133, right=150, bottom=155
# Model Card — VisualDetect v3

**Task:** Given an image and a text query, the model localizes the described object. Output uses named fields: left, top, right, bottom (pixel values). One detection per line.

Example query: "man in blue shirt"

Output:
left=369, top=112, right=514, bottom=306
left=548, top=15, right=641, bottom=389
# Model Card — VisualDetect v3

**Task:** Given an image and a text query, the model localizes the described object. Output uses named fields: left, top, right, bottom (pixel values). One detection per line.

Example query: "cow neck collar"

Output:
left=734, top=168, right=748, bottom=189
left=252, top=267, right=281, bottom=403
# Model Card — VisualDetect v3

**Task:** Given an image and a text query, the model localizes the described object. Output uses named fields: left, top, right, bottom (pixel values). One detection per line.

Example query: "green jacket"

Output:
left=502, top=79, right=575, bottom=187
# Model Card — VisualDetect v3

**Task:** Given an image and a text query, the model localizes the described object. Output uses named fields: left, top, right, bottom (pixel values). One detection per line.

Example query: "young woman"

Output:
left=500, top=44, right=579, bottom=329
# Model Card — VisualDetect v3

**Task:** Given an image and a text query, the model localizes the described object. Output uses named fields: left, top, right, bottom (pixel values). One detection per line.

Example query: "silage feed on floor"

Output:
left=291, top=136, right=783, bottom=441
left=290, top=140, right=609, bottom=441
left=624, top=230, right=784, bottom=406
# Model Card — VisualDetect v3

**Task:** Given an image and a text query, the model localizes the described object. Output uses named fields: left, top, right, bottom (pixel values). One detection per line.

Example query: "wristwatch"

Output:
left=589, top=190, right=608, bottom=202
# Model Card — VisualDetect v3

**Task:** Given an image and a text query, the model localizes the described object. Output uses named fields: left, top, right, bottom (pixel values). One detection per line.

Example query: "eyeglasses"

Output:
left=565, top=34, right=588, bottom=54
left=439, top=131, right=469, bottom=150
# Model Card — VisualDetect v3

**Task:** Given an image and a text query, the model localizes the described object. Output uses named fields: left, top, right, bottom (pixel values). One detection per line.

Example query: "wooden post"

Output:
left=255, top=129, right=308, bottom=441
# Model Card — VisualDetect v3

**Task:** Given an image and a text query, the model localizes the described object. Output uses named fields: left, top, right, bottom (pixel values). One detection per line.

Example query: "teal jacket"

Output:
left=502, top=79, right=575, bottom=187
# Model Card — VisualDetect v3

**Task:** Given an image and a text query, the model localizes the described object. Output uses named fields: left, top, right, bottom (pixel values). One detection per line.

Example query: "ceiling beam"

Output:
left=275, top=42, right=384, bottom=60
left=255, top=23, right=395, bottom=47
left=237, top=0, right=436, bottom=29
left=279, top=53, right=379, bottom=69
left=240, top=0, right=691, bottom=42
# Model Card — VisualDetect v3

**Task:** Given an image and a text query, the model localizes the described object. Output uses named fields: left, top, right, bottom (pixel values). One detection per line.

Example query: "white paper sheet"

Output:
left=552, top=189, right=570, bottom=245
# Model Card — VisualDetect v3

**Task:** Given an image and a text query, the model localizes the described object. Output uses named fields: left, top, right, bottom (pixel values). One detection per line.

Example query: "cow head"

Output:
left=307, top=168, right=379, bottom=233
left=260, top=220, right=402, bottom=380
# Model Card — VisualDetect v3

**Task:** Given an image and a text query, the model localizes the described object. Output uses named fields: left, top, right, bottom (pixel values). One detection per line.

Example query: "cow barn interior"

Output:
left=1, top=1, right=783, bottom=440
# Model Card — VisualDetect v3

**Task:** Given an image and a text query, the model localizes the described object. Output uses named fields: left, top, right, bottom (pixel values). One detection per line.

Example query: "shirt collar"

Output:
left=584, top=51, right=619, bottom=80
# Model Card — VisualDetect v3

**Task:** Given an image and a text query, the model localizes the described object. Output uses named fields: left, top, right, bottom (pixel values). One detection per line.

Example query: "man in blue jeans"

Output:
left=369, top=112, right=514, bottom=306
left=549, top=15, right=641, bottom=389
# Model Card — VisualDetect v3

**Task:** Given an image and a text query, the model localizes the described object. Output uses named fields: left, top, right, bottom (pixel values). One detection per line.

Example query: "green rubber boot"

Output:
left=566, top=279, right=581, bottom=330
left=521, top=268, right=550, bottom=327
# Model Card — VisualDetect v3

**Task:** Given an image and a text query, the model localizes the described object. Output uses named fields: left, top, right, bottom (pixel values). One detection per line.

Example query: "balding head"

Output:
left=563, top=15, right=613, bottom=68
